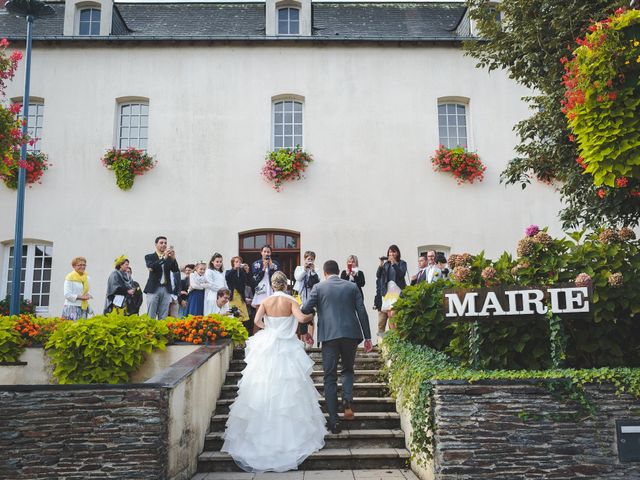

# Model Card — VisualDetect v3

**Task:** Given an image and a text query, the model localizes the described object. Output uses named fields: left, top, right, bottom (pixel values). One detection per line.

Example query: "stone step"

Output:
left=228, top=358, right=383, bottom=372
left=224, top=370, right=381, bottom=385
left=219, top=382, right=388, bottom=399
left=210, top=412, right=401, bottom=431
left=204, top=428, right=406, bottom=451
left=232, top=348, right=380, bottom=360
left=197, top=448, right=410, bottom=472
left=215, top=397, right=396, bottom=415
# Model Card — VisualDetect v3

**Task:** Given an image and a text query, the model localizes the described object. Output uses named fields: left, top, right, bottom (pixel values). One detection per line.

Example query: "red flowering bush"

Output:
left=101, top=147, right=156, bottom=191
left=166, top=315, right=228, bottom=345
left=430, top=145, right=486, bottom=184
left=562, top=8, right=640, bottom=188
left=1, top=150, right=50, bottom=189
left=0, top=38, right=22, bottom=96
left=261, top=146, right=313, bottom=191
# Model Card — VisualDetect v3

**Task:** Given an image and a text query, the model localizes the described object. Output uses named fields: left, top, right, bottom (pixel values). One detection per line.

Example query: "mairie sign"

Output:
left=444, top=284, right=591, bottom=320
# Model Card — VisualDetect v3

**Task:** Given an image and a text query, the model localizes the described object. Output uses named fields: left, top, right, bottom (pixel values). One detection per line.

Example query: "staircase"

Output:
left=196, top=347, right=410, bottom=473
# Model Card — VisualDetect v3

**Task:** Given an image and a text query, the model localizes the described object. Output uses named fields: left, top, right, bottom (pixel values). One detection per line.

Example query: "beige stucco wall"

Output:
left=0, top=43, right=564, bottom=338
left=165, top=342, right=232, bottom=480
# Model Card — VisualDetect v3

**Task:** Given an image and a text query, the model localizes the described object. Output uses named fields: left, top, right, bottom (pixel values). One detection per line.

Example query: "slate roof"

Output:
left=1, top=1, right=470, bottom=42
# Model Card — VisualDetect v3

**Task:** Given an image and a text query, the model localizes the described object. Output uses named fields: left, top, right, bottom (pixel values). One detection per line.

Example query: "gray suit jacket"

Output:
left=301, top=275, right=371, bottom=343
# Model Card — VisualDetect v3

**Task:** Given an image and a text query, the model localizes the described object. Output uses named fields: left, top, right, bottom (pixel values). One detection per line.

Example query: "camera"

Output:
left=379, top=256, right=388, bottom=261
left=266, top=255, right=271, bottom=260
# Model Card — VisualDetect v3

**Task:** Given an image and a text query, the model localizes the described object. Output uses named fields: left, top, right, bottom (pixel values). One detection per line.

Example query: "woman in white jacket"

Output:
left=61, top=256, right=93, bottom=320
left=204, top=253, right=228, bottom=315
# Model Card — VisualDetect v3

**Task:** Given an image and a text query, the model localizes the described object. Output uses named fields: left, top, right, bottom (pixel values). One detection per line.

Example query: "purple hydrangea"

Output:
left=525, top=225, right=540, bottom=237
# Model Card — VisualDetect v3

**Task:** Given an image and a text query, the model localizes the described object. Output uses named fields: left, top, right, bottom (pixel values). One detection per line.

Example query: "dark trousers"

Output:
left=322, top=337, right=359, bottom=426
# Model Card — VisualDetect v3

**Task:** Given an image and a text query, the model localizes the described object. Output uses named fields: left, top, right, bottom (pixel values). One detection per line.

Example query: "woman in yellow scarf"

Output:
left=61, top=256, right=93, bottom=320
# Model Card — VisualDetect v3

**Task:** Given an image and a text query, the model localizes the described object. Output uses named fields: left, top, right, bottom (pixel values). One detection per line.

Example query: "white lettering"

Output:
left=564, top=287, right=589, bottom=313
left=445, top=292, right=479, bottom=317
left=519, top=289, right=548, bottom=315
left=504, top=290, right=521, bottom=315
left=478, top=291, right=506, bottom=317
left=548, top=288, right=564, bottom=312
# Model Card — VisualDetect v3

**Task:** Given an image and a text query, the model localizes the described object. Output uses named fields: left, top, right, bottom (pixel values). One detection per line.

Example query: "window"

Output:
left=438, top=103, right=468, bottom=149
left=277, top=8, right=300, bottom=35
left=2, top=242, right=53, bottom=314
left=26, top=103, right=44, bottom=152
left=78, top=8, right=101, bottom=36
left=118, top=102, right=149, bottom=150
left=273, top=100, right=303, bottom=149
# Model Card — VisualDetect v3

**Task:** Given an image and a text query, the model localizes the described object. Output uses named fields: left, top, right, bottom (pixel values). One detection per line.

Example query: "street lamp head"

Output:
left=4, top=0, right=55, bottom=18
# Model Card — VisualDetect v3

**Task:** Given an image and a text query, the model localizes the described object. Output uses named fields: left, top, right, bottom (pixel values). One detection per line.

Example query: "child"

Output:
left=294, top=250, right=320, bottom=346
left=187, top=263, right=209, bottom=316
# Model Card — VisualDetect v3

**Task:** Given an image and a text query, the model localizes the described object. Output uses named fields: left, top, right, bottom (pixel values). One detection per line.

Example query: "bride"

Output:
left=221, top=271, right=327, bottom=472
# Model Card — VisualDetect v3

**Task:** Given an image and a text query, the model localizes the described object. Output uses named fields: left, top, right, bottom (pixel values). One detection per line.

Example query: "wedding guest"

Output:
left=178, top=264, right=195, bottom=318
left=211, top=287, right=231, bottom=315
left=251, top=244, right=280, bottom=308
left=294, top=251, right=320, bottom=344
left=126, top=266, right=143, bottom=315
left=375, top=245, right=407, bottom=334
left=144, top=236, right=180, bottom=320
left=410, top=253, right=429, bottom=286
left=204, top=253, right=228, bottom=315
left=424, top=250, right=443, bottom=283
left=104, top=255, right=135, bottom=314
left=340, top=255, right=365, bottom=296
left=436, top=252, right=449, bottom=279
left=226, top=256, right=250, bottom=325
left=188, top=262, right=209, bottom=316
left=61, top=256, right=92, bottom=320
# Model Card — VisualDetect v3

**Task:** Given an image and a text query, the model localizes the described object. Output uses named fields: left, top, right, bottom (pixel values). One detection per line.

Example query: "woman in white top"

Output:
left=204, top=253, right=228, bottom=315
left=61, top=256, right=93, bottom=320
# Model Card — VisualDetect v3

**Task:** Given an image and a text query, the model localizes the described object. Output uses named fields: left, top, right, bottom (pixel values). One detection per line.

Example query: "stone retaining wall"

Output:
left=432, top=381, right=640, bottom=479
left=0, top=341, right=232, bottom=480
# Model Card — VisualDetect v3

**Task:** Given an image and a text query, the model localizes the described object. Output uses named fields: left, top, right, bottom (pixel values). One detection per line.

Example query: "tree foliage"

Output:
left=465, top=0, right=639, bottom=228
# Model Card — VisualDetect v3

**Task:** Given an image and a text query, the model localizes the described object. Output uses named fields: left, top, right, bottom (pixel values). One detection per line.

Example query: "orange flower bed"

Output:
left=166, top=315, right=229, bottom=345
left=13, top=315, right=65, bottom=346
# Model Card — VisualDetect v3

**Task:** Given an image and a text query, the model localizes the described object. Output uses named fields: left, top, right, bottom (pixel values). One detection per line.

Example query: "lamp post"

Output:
left=4, top=0, right=54, bottom=316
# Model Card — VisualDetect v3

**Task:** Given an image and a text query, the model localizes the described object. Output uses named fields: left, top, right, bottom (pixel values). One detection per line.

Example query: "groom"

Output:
left=301, top=260, right=373, bottom=434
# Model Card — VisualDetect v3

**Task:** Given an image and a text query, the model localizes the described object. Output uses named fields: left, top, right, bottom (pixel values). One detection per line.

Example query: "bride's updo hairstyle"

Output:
left=271, top=271, right=288, bottom=292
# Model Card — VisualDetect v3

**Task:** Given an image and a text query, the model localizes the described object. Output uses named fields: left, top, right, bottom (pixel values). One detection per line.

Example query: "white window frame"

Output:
left=437, top=98, right=471, bottom=150
left=26, top=102, right=45, bottom=152
left=1, top=242, right=53, bottom=315
left=11, top=98, right=45, bottom=153
left=77, top=6, right=101, bottom=36
left=117, top=101, right=149, bottom=150
left=272, top=98, right=304, bottom=149
left=277, top=7, right=300, bottom=35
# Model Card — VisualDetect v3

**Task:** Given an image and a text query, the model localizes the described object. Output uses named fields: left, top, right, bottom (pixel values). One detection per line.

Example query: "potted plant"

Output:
left=430, top=145, right=486, bottom=184
left=101, top=147, right=156, bottom=191
left=261, top=146, right=313, bottom=191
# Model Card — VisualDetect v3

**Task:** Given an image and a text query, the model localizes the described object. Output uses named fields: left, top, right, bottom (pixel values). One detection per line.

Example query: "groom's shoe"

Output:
left=329, top=421, right=342, bottom=434
left=343, top=400, right=355, bottom=421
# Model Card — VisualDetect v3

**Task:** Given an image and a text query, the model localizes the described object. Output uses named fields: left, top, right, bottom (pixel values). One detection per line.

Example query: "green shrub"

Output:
left=0, top=317, right=25, bottom=362
left=218, top=315, right=249, bottom=344
left=45, top=313, right=168, bottom=384
left=392, top=227, right=640, bottom=369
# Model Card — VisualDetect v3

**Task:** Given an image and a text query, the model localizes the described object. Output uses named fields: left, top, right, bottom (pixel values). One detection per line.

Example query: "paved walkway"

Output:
left=192, top=469, right=419, bottom=479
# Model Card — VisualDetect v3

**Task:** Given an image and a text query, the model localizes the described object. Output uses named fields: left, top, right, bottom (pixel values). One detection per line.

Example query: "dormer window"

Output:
left=277, top=7, right=300, bottom=35
left=78, top=7, right=101, bottom=36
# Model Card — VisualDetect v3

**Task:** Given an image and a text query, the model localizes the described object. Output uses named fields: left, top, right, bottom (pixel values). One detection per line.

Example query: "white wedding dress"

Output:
left=221, top=292, right=326, bottom=472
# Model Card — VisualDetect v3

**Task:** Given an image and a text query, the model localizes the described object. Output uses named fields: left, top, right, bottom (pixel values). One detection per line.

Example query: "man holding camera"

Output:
left=144, top=236, right=180, bottom=320
left=250, top=244, right=280, bottom=308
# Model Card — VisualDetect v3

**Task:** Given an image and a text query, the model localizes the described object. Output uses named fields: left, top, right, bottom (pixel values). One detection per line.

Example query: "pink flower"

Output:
left=525, top=225, right=540, bottom=237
